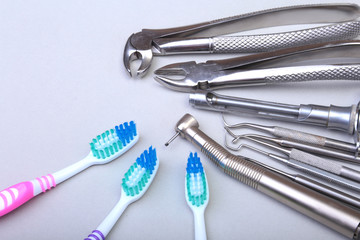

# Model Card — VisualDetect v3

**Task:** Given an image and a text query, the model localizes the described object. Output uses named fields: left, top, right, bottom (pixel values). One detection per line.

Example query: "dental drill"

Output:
left=166, top=113, right=360, bottom=239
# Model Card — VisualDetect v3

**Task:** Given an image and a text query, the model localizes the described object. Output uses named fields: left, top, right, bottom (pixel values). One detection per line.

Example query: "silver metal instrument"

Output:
left=154, top=41, right=360, bottom=92
left=166, top=113, right=360, bottom=239
left=223, top=117, right=359, bottom=154
left=225, top=128, right=360, bottom=184
left=229, top=129, right=360, bottom=163
left=223, top=137, right=360, bottom=210
left=222, top=116, right=360, bottom=163
left=124, top=4, right=360, bottom=77
left=189, top=91, right=360, bottom=142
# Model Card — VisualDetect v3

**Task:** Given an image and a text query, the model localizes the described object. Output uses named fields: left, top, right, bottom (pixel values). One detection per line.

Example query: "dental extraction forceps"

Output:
left=154, top=40, right=360, bottom=92
left=124, top=4, right=360, bottom=77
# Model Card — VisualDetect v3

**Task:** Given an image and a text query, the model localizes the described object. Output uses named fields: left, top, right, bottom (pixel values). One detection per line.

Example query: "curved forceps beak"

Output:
left=123, top=33, right=154, bottom=78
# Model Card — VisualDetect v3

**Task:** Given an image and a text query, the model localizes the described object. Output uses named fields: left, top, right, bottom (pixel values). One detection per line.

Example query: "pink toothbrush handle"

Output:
left=0, top=174, right=56, bottom=217
left=0, top=181, right=35, bottom=217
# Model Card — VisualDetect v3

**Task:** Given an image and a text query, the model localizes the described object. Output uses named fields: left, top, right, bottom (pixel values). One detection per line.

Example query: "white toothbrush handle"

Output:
left=193, top=208, right=207, bottom=240
left=85, top=195, right=131, bottom=240
left=52, top=153, right=95, bottom=186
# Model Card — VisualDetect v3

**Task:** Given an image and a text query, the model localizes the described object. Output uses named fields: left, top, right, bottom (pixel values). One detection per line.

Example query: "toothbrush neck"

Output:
left=193, top=208, right=207, bottom=240
left=52, top=153, right=94, bottom=185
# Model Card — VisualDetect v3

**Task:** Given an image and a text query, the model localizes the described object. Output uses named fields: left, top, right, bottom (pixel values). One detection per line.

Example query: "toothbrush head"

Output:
left=121, top=146, right=159, bottom=201
left=186, top=152, right=209, bottom=209
left=90, top=121, right=138, bottom=163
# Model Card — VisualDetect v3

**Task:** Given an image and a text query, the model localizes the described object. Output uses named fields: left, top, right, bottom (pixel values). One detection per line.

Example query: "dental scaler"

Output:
left=165, top=113, right=360, bottom=239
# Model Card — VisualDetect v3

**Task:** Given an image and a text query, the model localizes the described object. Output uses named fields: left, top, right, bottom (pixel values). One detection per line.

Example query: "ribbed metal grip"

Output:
left=201, top=141, right=266, bottom=189
left=212, top=21, right=360, bottom=53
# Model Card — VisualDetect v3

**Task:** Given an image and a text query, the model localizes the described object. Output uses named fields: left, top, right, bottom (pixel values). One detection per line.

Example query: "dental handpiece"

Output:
left=238, top=153, right=360, bottom=210
left=166, top=113, right=360, bottom=239
left=190, top=91, right=360, bottom=139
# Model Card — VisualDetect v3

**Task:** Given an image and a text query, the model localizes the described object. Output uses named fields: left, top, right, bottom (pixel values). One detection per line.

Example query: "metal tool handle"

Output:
left=212, top=21, right=360, bottom=53
left=286, top=156, right=360, bottom=192
left=264, top=65, right=360, bottom=83
left=294, top=174, right=360, bottom=209
left=290, top=148, right=360, bottom=183
left=207, top=64, right=360, bottom=90
left=280, top=137, right=360, bottom=163
left=190, top=91, right=360, bottom=135
left=272, top=126, right=357, bottom=153
left=154, top=21, right=360, bottom=54
left=246, top=156, right=360, bottom=209
left=172, top=114, right=360, bottom=239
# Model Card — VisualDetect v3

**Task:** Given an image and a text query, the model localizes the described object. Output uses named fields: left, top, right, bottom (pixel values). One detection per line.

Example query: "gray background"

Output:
left=1, top=0, right=360, bottom=239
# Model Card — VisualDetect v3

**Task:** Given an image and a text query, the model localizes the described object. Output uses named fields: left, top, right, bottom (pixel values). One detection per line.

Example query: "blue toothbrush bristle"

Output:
left=136, top=146, right=157, bottom=174
left=115, top=121, right=137, bottom=146
left=90, top=121, right=137, bottom=159
left=186, top=152, right=204, bottom=174
left=186, top=152, right=207, bottom=207
left=122, top=146, right=158, bottom=197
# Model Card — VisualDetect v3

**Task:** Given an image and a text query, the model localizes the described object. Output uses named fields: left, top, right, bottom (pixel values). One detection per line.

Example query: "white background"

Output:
left=1, top=0, right=360, bottom=239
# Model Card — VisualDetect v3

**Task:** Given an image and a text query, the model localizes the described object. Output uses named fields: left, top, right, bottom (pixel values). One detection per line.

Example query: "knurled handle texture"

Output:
left=273, top=126, right=327, bottom=146
left=265, top=65, right=360, bottom=83
left=212, top=21, right=360, bottom=53
left=290, top=148, right=343, bottom=175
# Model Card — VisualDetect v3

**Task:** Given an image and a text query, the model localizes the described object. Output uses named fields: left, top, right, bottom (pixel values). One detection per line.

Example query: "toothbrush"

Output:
left=84, top=146, right=159, bottom=240
left=0, top=121, right=138, bottom=217
left=185, top=152, right=209, bottom=240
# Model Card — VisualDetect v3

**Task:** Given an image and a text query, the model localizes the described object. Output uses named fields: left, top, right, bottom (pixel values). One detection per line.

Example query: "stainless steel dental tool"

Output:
left=222, top=116, right=360, bottom=163
left=229, top=129, right=360, bottom=163
left=223, top=138, right=360, bottom=210
left=166, top=113, right=360, bottom=239
left=222, top=117, right=359, bottom=155
left=190, top=91, right=360, bottom=141
left=224, top=128, right=360, bottom=184
left=154, top=40, right=360, bottom=92
left=124, top=4, right=360, bottom=77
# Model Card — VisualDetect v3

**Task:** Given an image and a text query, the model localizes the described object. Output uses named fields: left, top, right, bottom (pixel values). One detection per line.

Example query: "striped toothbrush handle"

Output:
left=0, top=174, right=56, bottom=217
left=84, top=196, right=131, bottom=240
left=85, top=230, right=105, bottom=240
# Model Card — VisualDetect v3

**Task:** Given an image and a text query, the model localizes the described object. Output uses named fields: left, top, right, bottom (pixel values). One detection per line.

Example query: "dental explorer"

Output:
left=225, top=127, right=360, bottom=183
left=222, top=117, right=358, bottom=154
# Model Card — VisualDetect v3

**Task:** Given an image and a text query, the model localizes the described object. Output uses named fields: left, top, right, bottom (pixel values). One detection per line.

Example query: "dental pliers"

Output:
left=124, top=3, right=360, bottom=77
left=154, top=40, right=360, bottom=92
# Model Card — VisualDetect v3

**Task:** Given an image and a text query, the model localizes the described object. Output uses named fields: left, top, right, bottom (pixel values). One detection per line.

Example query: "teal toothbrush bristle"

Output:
left=122, top=147, right=157, bottom=197
left=186, top=152, right=207, bottom=207
left=90, top=121, right=137, bottom=159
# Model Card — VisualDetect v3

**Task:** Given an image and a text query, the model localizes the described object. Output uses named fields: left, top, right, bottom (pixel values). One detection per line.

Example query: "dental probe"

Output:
left=222, top=116, right=358, bottom=154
